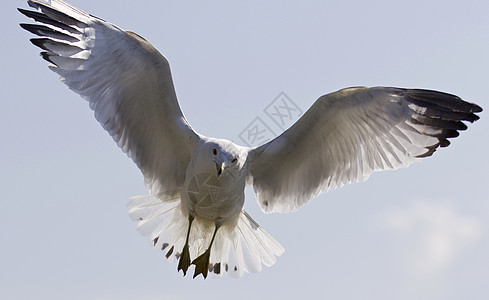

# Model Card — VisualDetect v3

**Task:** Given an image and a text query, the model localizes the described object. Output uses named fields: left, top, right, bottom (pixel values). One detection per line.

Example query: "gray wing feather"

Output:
left=247, top=87, right=481, bottom=213
left=20, top=0, right=199, bottom=197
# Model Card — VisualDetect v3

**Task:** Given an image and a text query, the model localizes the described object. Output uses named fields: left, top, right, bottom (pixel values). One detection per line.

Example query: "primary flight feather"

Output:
left=19, top=0, right=482, bottom=279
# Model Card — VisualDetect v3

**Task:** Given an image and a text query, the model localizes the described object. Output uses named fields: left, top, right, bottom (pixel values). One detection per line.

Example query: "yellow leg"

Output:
left=192, top=224, right=220, bottom=279
left=177, top=215, right=194, bottom=276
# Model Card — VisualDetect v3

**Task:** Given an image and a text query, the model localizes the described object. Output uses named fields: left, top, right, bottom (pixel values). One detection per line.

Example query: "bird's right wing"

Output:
left=19, top=0, right=200, bottom=197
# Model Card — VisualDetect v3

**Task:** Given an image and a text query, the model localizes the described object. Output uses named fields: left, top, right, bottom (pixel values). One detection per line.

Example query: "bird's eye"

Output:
left=213, top=148, right=217, bottom=155
left=231, top=158, right=238, bottom=163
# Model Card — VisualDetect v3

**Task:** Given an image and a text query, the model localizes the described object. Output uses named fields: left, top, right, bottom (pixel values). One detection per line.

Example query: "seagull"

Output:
left=19, top=0, right=482, bottom=279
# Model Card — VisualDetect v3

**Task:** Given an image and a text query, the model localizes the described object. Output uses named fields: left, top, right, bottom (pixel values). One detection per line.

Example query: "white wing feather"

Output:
left=247, top=87, right=481, bottom=213
left=20, top=0, right=199, bottom=197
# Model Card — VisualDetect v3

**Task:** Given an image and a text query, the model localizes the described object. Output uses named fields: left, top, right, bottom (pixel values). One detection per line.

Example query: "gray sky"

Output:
left=2, top=0, right=488, bottom=299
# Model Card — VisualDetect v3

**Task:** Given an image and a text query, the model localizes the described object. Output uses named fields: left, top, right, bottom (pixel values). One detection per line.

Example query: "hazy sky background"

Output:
left=2, top=0, right=488, bottom=299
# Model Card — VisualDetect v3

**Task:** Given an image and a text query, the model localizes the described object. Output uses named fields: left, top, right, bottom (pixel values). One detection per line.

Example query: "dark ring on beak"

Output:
left=215, top=161, right=224, bottom=178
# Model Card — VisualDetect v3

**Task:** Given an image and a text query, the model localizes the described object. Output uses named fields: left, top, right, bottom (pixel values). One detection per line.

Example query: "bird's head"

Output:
left=195, top=138, right=246, bottom=180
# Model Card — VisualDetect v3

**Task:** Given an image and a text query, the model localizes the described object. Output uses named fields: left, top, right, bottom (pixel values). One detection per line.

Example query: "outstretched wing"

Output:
left=19, top=0, right=200, bottom=197
left=247, top=87, right=482, bottom=213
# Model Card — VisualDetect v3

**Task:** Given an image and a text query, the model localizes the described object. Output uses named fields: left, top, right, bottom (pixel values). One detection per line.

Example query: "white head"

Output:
left=192, top=138, right=247, bottom=181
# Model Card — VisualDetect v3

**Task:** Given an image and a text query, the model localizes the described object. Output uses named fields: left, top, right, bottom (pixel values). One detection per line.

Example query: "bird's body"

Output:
left=182, top=138, right=247, bottom=225
left=19, top=0, right=482, bottom=279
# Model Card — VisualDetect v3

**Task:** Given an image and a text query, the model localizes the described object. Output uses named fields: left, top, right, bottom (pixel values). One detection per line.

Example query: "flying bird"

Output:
left=19, top=0, right=482, bottom=279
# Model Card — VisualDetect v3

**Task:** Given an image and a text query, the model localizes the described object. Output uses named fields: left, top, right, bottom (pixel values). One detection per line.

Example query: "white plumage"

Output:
left=19, top=0, right=481, bottom=279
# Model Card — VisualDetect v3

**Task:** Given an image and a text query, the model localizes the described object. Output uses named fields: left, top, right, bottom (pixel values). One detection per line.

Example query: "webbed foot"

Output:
left=192, top=249, right=210, bottom=279
left=177, top=244, right=191, bottom=276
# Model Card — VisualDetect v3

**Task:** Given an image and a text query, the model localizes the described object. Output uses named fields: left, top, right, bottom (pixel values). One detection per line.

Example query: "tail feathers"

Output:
left=128, top=195, right=188, bottom=263
left=211, top=211, right=284, bottom=277
left=127, top=196, right=284, bottom=278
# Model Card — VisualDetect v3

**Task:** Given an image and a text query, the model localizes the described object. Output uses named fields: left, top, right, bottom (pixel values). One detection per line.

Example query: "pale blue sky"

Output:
left=2, top=0, right=489, bottom=299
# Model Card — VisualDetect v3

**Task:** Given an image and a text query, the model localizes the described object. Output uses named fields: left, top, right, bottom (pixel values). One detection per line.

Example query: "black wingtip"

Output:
left=407, top=89, right=480, bottom=111
left=18, top=7, right=42, bottom=20
left=415, top=137, right=452, bottom=158
left=464, top=103, right=482, bottom=123
left=19, top=23, right=79, bottom=43
left=30, top=38, right=48, bottom=51
left=468, top=113, right=480, bottom=123
left=27, top=0, right=38, bottom=10
left=440, top=139, right=451, bottom=148
left=19, top=23, right=33, bottom=32
left=407, top=89, right=482, bottom=125
left=416, top=147, right=437, bottom=158
left=18, top=6, right=82, bottom=35
left=404, top=88, right=481, bottom=159
left=472, top=103, right=483, bottom=113
left=27, top=0, right=87, bottom=27
left=40, top=51, right=57, bottom=66
left=17, top=7, right=30, bottom=16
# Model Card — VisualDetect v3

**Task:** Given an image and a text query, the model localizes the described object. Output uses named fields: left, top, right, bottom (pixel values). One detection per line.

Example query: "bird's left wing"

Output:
left=19, top=0, right=200, bottom=197
left=247, top=87, right=481, bottom=213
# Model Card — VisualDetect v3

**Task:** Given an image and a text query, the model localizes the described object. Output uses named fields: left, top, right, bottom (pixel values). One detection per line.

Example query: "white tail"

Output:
left=128, top=196, right=284, bottom=278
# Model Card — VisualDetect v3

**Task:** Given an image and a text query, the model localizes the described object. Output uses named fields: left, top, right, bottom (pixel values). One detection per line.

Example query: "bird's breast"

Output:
left=182, top=172, right=245, bottom=223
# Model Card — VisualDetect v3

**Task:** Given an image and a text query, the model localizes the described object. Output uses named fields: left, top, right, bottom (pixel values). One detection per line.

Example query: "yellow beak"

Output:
left=216, top=162, right=225, bottom=178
